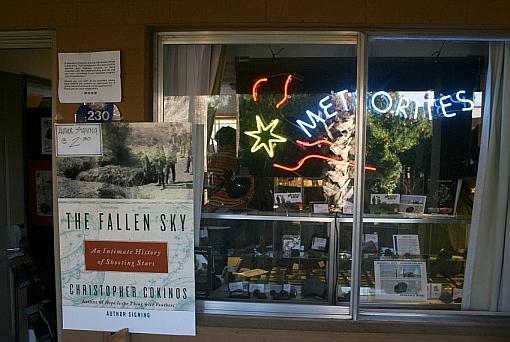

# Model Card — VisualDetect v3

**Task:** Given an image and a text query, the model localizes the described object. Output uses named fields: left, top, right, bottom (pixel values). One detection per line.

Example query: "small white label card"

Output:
left=228, top=281, right=245, bottom=292
left=55, top=123, right=103, bottom=157
left=427, top=283, right=442, bottom=299
left=393, top=234, right=421, bottom=256
left=311, top=202, right=329, bottom=214
left=311, top=237, right=328, bottom=251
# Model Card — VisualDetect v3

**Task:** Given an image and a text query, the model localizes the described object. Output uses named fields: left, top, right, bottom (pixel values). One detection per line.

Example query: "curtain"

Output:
left=164, top=45, right=225, bottom=97
left=163, top=45, right=226, bottom=246
left=462, top=42, right=510, bottom=312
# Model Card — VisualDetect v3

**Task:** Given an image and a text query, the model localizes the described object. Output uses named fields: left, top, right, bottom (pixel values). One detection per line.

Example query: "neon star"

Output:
left=244, top=115, right=287, bottom=158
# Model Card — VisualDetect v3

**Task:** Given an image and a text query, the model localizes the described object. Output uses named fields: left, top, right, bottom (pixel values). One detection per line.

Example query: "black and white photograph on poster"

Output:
left=274, top=192, right=302, bottom=211
left=56, top=122, right=193, bottom=200
left=274, top=192, right=302, bottom=204
left=369, top=194, right=400, bottom=214
left=41, top=117, right=52, bottom=155
left=399, top=195, right=426, bottom=214
left=374, top=260, right=427, bottom=301
left=370, top=194, right=400, bottom=204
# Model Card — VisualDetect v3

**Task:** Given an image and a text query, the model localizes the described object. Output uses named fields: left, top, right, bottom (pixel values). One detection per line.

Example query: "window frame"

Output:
left=154, top=30, right=509, bottom=321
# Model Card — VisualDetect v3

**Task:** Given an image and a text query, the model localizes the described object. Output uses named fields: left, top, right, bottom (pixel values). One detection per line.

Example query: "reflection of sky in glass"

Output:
left=394, top=90, right=483, bottom=119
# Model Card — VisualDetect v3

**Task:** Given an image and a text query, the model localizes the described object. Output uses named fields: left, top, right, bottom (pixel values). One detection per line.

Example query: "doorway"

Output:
left=0, top=30, right=55, bottom=342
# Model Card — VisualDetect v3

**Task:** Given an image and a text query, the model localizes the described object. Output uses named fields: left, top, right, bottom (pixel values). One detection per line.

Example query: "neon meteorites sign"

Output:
left=297, top=90, right=474, bottom=137
left=243, top=74, right=475, bottom=172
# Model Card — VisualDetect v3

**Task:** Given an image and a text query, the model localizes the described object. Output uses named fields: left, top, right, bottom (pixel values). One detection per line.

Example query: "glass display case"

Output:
left=197, top=212, right=470, bottom=309
left=199, top=212, right=335, bottom=304
left=157, top=34, right=498, bottom=317
left=337, top=216, right=470, bottom=308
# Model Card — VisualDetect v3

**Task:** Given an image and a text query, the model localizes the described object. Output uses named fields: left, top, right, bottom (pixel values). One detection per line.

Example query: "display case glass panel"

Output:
left=199, top=215, right=332, bottom=304
left=162, top=39, right=358, bottom=307
left=361, top=38, right=488, bottom=308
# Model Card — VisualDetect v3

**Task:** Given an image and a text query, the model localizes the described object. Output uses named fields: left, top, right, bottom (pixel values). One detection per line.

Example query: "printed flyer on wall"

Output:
left=374, top=260, right=427, bottom=301
left=56, top=122, right=195, bottom=335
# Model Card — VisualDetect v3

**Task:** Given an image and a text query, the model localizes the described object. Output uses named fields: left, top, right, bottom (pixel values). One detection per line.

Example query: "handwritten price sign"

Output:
left=55, top=123, right=103, bottom=156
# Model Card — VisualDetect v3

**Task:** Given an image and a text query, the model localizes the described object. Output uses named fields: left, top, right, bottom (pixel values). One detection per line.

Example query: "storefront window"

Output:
left=158, top=33, right=508, bottom=316
left=159, top=36, right=358, bottom=308
left=359, top=39, right=487, bottom=308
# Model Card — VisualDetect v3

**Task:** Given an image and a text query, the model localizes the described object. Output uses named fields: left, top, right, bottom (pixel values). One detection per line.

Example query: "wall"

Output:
left=0, top=1, right=509, bottom=341
left=0, top=49, right=52, bottom=79
left=1, top=0, right=509, bottom=123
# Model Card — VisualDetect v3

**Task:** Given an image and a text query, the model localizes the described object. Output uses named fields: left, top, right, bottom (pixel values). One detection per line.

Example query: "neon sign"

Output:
left=274, top=154, right=339, bottom=172
left=275, top=74, right=293, bottom=109
left=296, top=139, right=333, bottom=147
left=370, top=90, right=474, bottom=120
left=273, top=154, right=377, bottom=172
left=244, top=115, right=287, bottom=158
left=274, top=139, right=377, bottom=173
left=294, top=90, right=475, bottom=137
left=252, top=77, right=268, bottom=102
left=296, top=90, right=350, bottom=137
left=252, top=75, right=294, bottom=109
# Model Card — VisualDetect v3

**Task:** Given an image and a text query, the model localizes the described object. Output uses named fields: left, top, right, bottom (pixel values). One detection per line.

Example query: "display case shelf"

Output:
left=199, top=211, right=470, bottom=308
left=200, top=213, right=335, bottom=304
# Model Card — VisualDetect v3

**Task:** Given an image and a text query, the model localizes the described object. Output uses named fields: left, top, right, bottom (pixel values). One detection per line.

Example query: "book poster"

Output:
left=57, top=123, right=195, bottom=335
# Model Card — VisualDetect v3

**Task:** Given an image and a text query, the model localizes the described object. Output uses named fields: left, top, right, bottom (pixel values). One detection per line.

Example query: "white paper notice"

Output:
left=55, top=124, right=103, bottom=156
left=58, top=51, right=121, bottom=103
left=393, top=234, right=421, bottom=256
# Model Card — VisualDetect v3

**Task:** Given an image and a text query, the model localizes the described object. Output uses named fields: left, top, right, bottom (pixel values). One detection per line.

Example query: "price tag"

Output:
left=55, top=124, right=103, bottom=157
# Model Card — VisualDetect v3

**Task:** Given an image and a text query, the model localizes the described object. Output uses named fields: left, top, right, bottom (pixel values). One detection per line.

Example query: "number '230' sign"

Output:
left=75, top=103, right=115, bottom=123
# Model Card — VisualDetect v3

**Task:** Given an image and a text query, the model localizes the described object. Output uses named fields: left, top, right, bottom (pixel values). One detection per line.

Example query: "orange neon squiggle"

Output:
left=348, top=162, right=377, bottom=171
left=275, top=74, right=293, bottom=109
left=274, top=154, right=338, bottom=172
left=252, top=77, right=268, bottom=102
left=296, top=139, right=333, bottom=147
left=274, top=155, right=377, bottom=172
left=364, top=165, right=377, bottom=171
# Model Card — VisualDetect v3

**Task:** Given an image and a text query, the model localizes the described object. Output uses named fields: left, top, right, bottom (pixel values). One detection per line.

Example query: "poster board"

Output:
left=56, top=122, right=195, bottom=335
left=374, top=260, right=427, bottom=301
